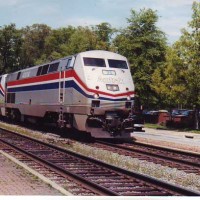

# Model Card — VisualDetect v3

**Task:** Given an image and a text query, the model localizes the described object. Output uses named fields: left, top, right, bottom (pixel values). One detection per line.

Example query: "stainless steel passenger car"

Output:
left=1, top=50, right=137, bottom=138
left=0, top=74, right=7, bottom=116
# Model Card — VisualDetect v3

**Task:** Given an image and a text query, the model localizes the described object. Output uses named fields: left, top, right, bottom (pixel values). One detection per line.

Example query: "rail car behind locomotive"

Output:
left=0, top=50, right=143, bottom=138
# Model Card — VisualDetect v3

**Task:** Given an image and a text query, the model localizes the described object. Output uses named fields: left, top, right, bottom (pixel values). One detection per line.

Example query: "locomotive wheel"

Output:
left=11, top=109, right=21, bottom=123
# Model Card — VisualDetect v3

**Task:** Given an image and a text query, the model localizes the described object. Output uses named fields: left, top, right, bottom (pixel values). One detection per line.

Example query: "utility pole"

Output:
left=194, top=105, right=199, bottom=130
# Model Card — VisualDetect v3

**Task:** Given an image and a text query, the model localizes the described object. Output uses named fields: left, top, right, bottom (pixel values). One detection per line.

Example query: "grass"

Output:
left=144, top=123, right=200, bottom=134
left=144, top=123, right=167, bottom=129
left=0, top=121, right=40, bottom=138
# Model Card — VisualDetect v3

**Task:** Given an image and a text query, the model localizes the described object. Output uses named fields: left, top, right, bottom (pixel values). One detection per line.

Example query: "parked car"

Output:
left=169, top=109, right=195, bottom=128
left=171, top=109, right=189, bottom=117
left=143, top=110, right=169, bottom=124
left=145, top=110, right=159, bottom=115
left=131, top=113, right=144, bottom=131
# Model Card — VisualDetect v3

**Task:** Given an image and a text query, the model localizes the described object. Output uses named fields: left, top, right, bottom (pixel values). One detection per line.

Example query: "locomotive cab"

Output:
left=70, top=50, right=136, bottom=138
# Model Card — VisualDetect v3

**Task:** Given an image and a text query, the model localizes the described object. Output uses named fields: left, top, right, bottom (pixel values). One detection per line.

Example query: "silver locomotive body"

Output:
left=2, top=50, right=137, bottom=138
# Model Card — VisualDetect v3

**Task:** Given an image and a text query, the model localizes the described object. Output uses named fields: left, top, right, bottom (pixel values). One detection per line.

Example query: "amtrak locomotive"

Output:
left=0, top=50, right=142, bottom=138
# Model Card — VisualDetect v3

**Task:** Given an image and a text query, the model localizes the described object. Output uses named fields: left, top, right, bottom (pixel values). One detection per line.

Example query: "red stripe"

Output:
left=7, top=70, right=135, bottom=98
left=65, top=70, right=135, bottom=98
left=7, top=72, right=60, bottom=87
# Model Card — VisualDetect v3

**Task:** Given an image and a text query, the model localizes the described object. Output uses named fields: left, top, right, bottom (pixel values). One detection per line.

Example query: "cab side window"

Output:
left=17, top=72, right=21, bottom=80
left=37, top=66, right=42, bottom=76
left=41, top=64, right=49, bottom=75
left=66, top=58, right=72, bottom=69
left=37, top=65, right=49, bottom=76
left=48, top=62, right=59, bottom=73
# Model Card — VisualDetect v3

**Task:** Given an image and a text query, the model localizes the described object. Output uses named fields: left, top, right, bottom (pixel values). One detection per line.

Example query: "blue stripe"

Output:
left=65, top=81, right=130, bottom=102
left=8, top=82, right=59, bottom=92
left=7, top=80, right=132, bottom=102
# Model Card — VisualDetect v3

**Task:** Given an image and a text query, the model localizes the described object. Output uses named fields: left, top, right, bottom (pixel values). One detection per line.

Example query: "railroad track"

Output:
left=92, top=140, right=200, bottom=175
left=0, top=128, right=199, bottom=196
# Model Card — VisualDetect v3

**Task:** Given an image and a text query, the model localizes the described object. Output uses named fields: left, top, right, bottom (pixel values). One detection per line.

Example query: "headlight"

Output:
left=113, top=85, right=118, bottom=91
left=127, top=95, right=131, bottom=100
left=106, top=84, right=119, bottom=91
left=93, top=93, right=99, bottom=99
left=107, top=85, right=112, bottom=91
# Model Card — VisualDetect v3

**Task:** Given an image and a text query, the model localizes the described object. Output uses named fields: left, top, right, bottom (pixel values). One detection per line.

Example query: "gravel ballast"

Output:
left=0, top=121, right=200, bottom=193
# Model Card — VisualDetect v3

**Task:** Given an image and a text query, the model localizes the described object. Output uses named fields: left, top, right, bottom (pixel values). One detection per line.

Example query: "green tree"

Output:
left=173, top=2, right=200, bottom=107
left=42, top=26, right=76, bottom=62
left=151, top=47, right=187, bottom=109
left=113, top=8, right=167, bottom=108
left=20, top=24, right=51, bottom=67
left=93, top=22, right=115, bottom=50
left=173, top=1, right=200, bottom=128
left=185, top=1, right=200, bottom=107
left=64, top=26, right=98, bottom=55
left=0, top=24, right=22, bottom=73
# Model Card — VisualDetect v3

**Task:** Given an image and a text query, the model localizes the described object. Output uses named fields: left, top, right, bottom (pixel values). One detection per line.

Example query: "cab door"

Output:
left=61, top=57, right=75, bottom=105
left=59, top=60, right=67, bottom=104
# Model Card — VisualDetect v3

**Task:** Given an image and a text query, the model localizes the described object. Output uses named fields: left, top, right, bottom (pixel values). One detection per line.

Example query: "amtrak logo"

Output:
left=97, top=76, right=124, bottom=84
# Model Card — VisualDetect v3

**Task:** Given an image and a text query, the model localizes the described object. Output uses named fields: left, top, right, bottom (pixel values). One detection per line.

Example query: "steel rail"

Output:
left=96, top=140, right=200, bottom=168
left=0, top=128, right=199, bottom=196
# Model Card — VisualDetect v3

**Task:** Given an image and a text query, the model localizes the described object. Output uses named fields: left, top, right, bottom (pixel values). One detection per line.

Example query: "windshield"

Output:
left=108, top=59, right=128, bottom=69
left=83, top=57, right=106, bottom=67
left=172, top=109, right=188, bottom=115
